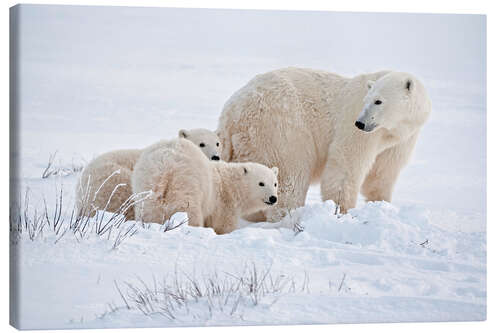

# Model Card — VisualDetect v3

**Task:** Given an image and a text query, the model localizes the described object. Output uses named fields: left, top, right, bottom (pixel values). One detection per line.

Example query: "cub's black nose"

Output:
left=269, top=195, right=277, bottom=204
left=211, top=156, right=220, bottom=161
left=355, top=121, right=365, bottom=130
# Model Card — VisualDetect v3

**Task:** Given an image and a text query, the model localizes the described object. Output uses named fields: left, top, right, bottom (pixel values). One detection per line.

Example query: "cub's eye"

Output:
left=374, top=100, right=382, bottom=105
left=216, top=142, right=220, bottom=147
left=199, top=143, right=205, bottom=147
left=259, top=182, right=265, bottom=187
left=274, top=183, right=277, bottom=187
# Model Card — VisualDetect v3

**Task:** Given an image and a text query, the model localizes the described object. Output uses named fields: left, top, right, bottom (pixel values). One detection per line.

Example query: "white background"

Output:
left=1, top=0, right=497, bottom=333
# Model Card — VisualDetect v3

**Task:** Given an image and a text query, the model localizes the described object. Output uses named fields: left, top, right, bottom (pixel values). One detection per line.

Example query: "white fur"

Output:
left=131, top=138, right=279, bottom=234
left=178, top=128, right=222, bottom=161
left=217, top=67, right=431, bottom=219
left=75, top=129, right=221, bottom=220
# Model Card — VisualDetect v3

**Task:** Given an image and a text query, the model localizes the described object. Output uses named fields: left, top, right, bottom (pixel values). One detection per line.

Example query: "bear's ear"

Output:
left=178, top=129, right=188, bottom=138
left=405, top=79, right=413, bottom=93
left=271, top=167, right=279, bottom=176
left=242, top=166, right=248, bottom=175
left=367, top=80, right=375, bottom=90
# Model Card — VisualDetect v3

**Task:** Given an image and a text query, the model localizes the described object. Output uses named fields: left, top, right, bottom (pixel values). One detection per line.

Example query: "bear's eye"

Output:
left=216, top=142, right=220, bottom=147
left=274, top=183, right=277, bottom=187
left=374, top=100, right=382, bottom=105
left=199, top=143, right=205, bottom=147
left=259, top=182, right=265, bottom=187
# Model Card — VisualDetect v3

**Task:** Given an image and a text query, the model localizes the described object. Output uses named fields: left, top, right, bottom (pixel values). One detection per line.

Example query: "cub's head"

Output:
left=179, top=128, right=222, bottom=161
left=239, top=163, right=279, bottom=210
left=355, top=72, right=430, bottom=136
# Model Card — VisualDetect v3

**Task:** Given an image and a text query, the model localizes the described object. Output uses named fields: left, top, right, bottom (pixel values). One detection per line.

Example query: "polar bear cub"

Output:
left=132, top=138, right=279, bottom=234
left=75, top=129, right=221, bottom=220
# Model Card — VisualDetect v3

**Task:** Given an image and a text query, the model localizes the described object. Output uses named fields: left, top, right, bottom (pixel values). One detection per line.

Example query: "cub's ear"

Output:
left=367, top=80, right=375, bottom=90
left=178, top=129, right=188, bottom=138
left=271, top=167, right=279, bottom=176
left=405, top=79, right=413, bottom=93
left=242, top=166, right=248, bottom=175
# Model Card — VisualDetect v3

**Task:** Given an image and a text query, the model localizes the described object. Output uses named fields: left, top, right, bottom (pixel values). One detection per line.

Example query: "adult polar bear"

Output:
left=217, top=67, right=431, bottom=220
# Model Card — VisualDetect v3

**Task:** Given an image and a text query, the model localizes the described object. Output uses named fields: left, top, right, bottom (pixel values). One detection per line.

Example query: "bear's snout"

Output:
left=355, top=121, right=365, bottom=130
left=211, top=155, right=220, bottom=161
left=266, top=195, right=277, bottom=205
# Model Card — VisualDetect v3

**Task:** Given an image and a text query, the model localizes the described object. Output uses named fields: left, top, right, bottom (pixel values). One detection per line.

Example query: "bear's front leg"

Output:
left=320, top=148, right=377, bottom=214
left=361, top=133, right=419, bottom=203
left=210, top=213, right=238, bottom=235
left=263, top=166, right=312, bottom=222
left=320, top=170, right=359, bottom=213
left=186, top=205, right=204, bottom=228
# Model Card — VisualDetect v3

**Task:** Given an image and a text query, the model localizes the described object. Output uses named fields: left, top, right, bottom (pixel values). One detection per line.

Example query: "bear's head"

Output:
left=179, top=128, right=222, bottom=161
left=355, top=72, right=431, bottom=139
left=238, top=162, right=279, bottom=211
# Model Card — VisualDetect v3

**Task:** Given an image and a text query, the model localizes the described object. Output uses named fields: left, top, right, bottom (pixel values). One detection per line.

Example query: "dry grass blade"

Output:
left=111, top=263, right=300, bottom=320
left=42, top=151, right=85, bottom=179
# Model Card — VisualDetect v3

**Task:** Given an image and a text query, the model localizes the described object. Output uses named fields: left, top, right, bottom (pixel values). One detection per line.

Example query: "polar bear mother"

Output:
left=217, top=67, right=431, bottom=220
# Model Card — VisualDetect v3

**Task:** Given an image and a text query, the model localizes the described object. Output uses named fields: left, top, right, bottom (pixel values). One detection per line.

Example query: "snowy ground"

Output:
left=10, top=5, right=486, bottom=330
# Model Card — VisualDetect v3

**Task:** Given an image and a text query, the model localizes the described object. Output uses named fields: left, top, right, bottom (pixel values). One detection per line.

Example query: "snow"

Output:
left=11, top=198, right=486, bottom=329
left=10, top=4, right=486, bottom=330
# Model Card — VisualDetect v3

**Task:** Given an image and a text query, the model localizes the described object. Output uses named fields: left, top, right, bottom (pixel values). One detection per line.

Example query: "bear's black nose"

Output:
left=211, top=156, right=220, bottom=161
left=355, top=121, right=365, bottom=130
left=269, top=196, right=277, bottom=204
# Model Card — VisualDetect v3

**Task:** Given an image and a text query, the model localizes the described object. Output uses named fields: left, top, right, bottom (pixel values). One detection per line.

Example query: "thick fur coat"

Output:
left=75, top=129, right=221, bottom=220
left=131, top=138, right=279, bottom=234
left=75, top=149, right=142, bottom=220
left=217, top=67, right=431, bottom=219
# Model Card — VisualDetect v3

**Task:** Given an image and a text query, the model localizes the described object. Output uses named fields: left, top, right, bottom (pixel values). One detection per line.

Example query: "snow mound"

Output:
left=248, top=200, right=484, bottom=264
